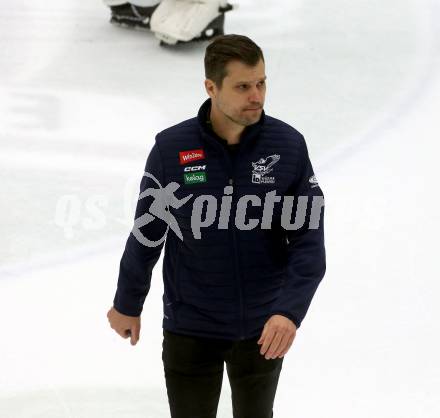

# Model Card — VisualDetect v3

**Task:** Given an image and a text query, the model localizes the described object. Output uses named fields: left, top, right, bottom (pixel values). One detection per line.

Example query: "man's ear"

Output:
left=204, top=79, right=216, bottom=98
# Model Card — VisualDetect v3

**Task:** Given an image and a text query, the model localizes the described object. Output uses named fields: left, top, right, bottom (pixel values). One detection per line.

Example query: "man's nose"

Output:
left=248, top=86, right=264, bottom=104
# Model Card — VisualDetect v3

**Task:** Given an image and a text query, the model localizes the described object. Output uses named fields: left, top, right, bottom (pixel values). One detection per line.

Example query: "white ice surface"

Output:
left=0, top=0, right=439, bottom=417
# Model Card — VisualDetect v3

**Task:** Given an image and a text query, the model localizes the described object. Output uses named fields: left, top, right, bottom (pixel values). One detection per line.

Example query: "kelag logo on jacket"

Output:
left=184, top=171, right=207, bottom=184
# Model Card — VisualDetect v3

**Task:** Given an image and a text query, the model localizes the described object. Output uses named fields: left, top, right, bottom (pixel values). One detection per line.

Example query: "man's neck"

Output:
left=208, top=106, right=245, bottom=146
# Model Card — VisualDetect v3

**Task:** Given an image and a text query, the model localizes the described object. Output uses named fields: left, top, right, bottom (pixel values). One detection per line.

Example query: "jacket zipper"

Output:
left=209, top=137, right=246, bottom=340
left=228, top=176, right=245, bottom=340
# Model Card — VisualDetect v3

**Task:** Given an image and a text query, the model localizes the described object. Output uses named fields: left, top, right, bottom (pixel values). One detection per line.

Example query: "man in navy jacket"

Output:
left=107, top=34, right=326, bottom=418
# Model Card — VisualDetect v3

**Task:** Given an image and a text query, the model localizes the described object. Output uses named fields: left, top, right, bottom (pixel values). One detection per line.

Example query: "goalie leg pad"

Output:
left=150, top=0, right=234, bottom=46
left=158, top=12, right=225, bottom=46
left=109, top=2, right=160, bottom=30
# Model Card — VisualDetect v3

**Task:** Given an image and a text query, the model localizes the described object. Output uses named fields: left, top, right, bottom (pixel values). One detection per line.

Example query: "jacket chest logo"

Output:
left=179, top=148, right=207, bottom=184
left=179, top=148, right=205, bottom=165
left=184, top=171, right=207, bottom=184
left=251, top=154, right=280, bottom=184
left=183, top=164, right=207, bottom=184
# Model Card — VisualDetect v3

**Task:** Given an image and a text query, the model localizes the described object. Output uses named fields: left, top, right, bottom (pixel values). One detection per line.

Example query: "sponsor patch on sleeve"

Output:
left=309, top=175, right=319, bottom=188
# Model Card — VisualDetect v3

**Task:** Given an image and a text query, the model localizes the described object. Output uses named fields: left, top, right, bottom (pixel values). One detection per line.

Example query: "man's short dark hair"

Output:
left=204, top=34, right=265, bottom=88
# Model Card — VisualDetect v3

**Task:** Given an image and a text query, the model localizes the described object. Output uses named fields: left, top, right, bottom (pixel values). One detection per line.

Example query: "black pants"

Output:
left=162, top=329, right=284, bottom=418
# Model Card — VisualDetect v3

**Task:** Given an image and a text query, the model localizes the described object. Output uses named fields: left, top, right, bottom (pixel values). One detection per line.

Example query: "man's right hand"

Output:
left=107, top=306, right=141, bottom=346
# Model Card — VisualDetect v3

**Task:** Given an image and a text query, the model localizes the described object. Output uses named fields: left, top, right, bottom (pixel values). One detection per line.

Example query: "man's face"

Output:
left=207, top=58, right=266, bottom=127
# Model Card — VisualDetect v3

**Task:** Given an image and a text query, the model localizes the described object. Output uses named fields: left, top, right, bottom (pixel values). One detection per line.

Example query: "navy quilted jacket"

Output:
left=113, top=98, right=326, bottom=340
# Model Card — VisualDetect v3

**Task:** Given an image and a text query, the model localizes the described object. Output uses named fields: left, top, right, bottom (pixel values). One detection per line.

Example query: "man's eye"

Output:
left=238, top=85, right=248, bottom=90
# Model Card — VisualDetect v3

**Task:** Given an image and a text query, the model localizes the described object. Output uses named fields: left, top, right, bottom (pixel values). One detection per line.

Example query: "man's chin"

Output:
left=242, top=110, right=262, bottom=125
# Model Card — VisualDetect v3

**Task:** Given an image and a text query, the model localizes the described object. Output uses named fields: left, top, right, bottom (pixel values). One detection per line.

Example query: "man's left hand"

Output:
left=257, top=314, right=297, bottom=359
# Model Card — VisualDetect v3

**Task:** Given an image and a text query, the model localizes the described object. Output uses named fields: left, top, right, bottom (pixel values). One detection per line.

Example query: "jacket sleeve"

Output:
left=269, top=135, right=326, bottom=329
left=113, top=141, right=168, bottom=316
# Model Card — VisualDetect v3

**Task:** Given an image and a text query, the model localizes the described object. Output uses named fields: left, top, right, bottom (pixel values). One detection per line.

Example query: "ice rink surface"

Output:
left=0, top=0, right=439, bottom=417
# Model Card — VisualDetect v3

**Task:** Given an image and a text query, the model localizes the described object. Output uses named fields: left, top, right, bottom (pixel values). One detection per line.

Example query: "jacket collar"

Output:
left=197, top=97, right=266, bottom=154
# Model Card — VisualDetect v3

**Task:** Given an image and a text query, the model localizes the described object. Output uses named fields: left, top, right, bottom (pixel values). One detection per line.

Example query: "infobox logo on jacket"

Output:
left=113, top=98, right=326, bottom=341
